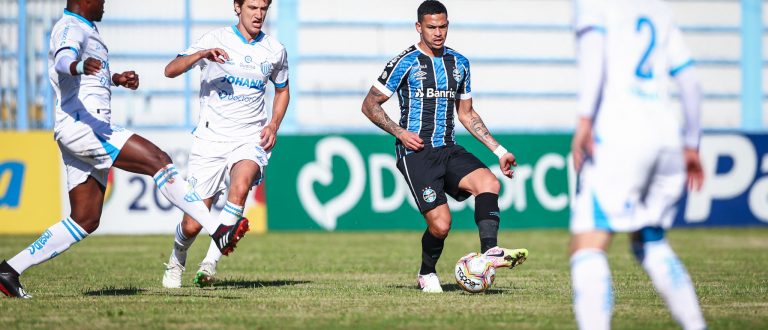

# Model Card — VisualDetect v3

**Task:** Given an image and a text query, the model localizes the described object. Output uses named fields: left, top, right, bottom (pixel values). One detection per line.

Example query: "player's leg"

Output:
left=162, top=198, right=214, bottom=288
left=570, top=231, right=614, bottom=330
left=395, top=147, right=449, bottom=292
left=447, top=146, right=528, bottom=267
left=196, top=160, right=261, bottom=287
left=631, top=149, right=706, bottom=329
left=1, top=176, right=105, bottom=298
left=114, top=134, right=249, bottom=255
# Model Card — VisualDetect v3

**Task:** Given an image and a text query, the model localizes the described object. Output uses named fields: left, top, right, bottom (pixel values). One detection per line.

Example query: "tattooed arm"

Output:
left=362, top=86, right=424, bottom=151
left=456, top=98, right=517, bottom=177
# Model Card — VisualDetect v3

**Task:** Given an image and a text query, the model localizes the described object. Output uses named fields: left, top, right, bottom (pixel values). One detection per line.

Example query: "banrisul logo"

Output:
left=220, top=75, right=266, bottom=91
left=0, top=161, right=24, bottom=208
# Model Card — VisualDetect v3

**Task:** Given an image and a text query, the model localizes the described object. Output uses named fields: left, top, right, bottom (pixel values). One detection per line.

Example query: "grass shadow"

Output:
left=212, top=279, right=311, bottom=290
left=83, top=286, right=146, bottom=296
left=390, top=283, right=518, bottom=295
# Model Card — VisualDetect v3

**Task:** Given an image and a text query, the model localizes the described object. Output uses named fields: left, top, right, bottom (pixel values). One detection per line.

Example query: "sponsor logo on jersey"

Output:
left=27, top=229, right=53, bottom=255
left=220, top=75, right=266, bottom=91
left=0, top=161, right=24, bottom=208
left=245, top=55, right=253, bottom=63
left=414, top=89, right=424, bottom=98
left=413, top=70, right=428, bottom=81
left=425, top=88, right=456, bottom=99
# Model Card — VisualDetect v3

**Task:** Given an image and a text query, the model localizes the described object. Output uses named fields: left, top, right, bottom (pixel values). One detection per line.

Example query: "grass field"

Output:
left=1, top=228, right=766, bottom=329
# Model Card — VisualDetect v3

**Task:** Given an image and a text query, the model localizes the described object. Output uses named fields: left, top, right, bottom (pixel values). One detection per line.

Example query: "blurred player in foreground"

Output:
left=161, top=0, right=289, bottom=288
left=361, top=0, right=528, bottom=293
left=0, top=0, right=249, bottom=299
left=570, top=0, right=707, bottom=328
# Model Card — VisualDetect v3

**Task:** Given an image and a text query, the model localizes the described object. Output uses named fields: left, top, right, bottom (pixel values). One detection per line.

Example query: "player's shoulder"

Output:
left=445, top=47, right=469, bottom=64
left=384, top=45, right=420, bottom=68
left=258, top=33, right=287, bottom=54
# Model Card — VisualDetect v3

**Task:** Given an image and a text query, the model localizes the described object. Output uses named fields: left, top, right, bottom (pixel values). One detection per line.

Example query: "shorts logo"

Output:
left=422, top=187, right=436, bottom=203
left=380, top=70, right=388, bottom=80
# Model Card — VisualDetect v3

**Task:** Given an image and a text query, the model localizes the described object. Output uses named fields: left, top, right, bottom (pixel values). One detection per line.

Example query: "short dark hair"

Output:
left=417, top=0, right=447, bottom=22
left=234, top=0, right=273, bottom=11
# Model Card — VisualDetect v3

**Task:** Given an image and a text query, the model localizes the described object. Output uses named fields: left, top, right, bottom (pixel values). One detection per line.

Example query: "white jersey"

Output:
left=49, top=9, right=113, bottom=138
left=574, top=0, right=693, bottom=147
left=180, top=26, right=289, bottom=142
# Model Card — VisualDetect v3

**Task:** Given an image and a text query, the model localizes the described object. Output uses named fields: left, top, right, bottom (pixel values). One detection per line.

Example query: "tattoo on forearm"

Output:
left=470, top=115, right=498, bottom=147
left=364, top=90, right=403, bottom=137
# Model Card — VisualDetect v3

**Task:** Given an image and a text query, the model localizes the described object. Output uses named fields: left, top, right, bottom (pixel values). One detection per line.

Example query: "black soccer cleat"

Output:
left=0, top=260, right=31, bottom=299
left=211, top=218, right=250, bottom=256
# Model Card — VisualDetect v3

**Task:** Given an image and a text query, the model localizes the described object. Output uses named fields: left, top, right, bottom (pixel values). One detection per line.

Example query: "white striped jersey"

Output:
left=574, top=0, right=694, bottom=146
left=180, top=26, right=289, bottom=142
left=49, top=9, right=113, bottom=135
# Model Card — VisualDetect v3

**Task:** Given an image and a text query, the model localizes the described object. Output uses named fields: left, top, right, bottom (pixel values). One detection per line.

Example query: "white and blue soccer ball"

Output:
left=454, top=252, right=496, bottom=293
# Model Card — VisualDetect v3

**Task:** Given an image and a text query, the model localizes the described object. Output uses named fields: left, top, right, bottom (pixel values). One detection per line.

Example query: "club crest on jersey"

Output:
left=422, top=187, right=437, bottom=203
left=260, top=61, right=272, bottom=76
left=452, top=68, right=462, bottom=81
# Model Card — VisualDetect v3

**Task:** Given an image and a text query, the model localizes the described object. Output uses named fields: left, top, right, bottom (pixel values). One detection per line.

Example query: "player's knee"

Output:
left=181, top=216, right=203, bottom=236
left=227, top=182, right=251, bottom=203
left=429, top=222, right=451, bottom=239
left=481, top=175, right=501, bottom=194
left=149, top=150, right=173, bottom=169
left=71, top=215, right=100, bottom=234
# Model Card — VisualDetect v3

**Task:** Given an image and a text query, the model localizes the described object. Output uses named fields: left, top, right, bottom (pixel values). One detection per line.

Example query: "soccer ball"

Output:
left=454, top=252, right=496, bottom=293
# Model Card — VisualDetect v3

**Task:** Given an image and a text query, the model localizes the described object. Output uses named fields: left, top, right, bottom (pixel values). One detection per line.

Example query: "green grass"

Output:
left=1, top=228, right=767, bottom=329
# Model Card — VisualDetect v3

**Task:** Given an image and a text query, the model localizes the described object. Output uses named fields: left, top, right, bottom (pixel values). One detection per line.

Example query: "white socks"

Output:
left=202, top=202, right=243, bottom=264
left=153, top=164, right=220, bottom=234
left=8, top=217, right=88, bottom=274
left=170, top=223, right=197, bottom=266
left=571, top=248, right=612, bottom=330
left=639, top=240, right=707, bottom=330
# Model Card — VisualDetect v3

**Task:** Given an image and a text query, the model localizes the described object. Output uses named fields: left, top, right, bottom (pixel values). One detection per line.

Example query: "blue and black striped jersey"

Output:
left=373, top=44, right=472, bottom=158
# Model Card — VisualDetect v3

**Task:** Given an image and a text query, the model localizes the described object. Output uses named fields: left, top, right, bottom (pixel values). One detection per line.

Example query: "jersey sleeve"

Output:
left=51, top=23, right=87, bottom=60
left=572, top=0, right=607, bottom=36
left=271, top=47, right=289, bottom=88
left=178, top=31, right=214, bottom=69
left=373, top=54, right=412, bottom=97
left=457, top=58, right=472, bottom=100
left=667, top=24, right=694, bottom=77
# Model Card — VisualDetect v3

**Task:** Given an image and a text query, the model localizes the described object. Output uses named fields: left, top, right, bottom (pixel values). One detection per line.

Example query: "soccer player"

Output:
left=160, top=0, right=289, bottom=288
left=361, top=0, right=529, bottom=293
left=0, top=0, right=250, bottom=299
left=570, top=0, right=707, bottom=329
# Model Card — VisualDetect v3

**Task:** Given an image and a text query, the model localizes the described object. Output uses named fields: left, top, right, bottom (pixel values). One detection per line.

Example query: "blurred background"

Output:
left=0, top=0, right=766, bottom=234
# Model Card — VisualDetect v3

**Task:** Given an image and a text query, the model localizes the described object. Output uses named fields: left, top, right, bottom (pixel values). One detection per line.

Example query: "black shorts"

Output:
left=396, top=144, right=487, bottom=213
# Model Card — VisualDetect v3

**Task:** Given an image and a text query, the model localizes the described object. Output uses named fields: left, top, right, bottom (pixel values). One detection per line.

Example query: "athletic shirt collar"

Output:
left=63, top=9, right=96, bottom=29
left=231, top=25, right=264, bottom=45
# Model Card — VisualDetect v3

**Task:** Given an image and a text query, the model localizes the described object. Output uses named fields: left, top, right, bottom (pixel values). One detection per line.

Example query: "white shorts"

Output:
left=187, top=137, right=270, bottom=200
left=55, top=109, right=134, bottom=191
left=570, top=139, right=686, bottom=234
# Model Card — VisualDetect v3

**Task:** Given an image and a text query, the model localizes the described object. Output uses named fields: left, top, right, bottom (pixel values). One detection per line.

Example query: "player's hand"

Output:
left=82, top=57, right=102, bottom=75
left=200, top=48, right=229, bottom=64
left=571, top=117, right=594, bottom=172
left=684, top=148, right=704, bottom=191
left=260, top=123, right=278, bottom=151
left=113, top=71, right=139, bottom=90
left=499, top=152, right=517, bottom=178
left=397, top=130, right=424, bottom=151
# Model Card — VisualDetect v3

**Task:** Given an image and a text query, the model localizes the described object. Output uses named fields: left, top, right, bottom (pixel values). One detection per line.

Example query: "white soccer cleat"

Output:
left=418, top=273, right=443, bottom=293
left=483, top=246, right=529, bottom=269
left=194, top=261, right=217, bottom=288
left=162, top=258, right=185, bottom=289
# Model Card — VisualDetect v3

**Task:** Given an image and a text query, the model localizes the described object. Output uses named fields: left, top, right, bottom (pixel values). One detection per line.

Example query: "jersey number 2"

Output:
left=635, top=17, right=656, bottom=80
